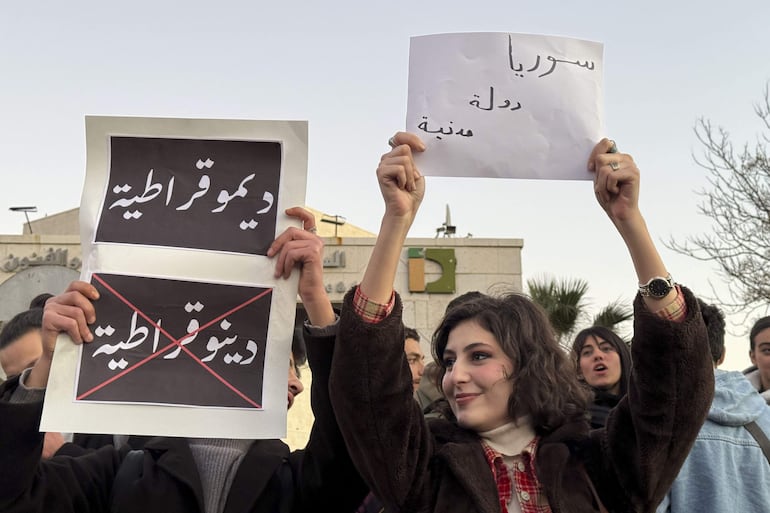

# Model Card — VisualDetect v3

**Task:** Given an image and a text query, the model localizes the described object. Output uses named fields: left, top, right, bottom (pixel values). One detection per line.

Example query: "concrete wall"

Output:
left=24, top=208, right=80, bottom=236
left=318, top=236, right=523, bottom=344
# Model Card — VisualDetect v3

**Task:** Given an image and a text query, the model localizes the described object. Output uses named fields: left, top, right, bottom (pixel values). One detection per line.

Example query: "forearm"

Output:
left=330, top=291, right=433, bottom=510
left=602, top=287, right=713, bottom=510
left=301, top=287, right=336, bottom=327
left=0, top=377, right=46, bottom=509
left=613, top=212, right=676, bottom=310
left=0, top=380, right=120, bottom=512
left=297, top=325, right=368, bottom=511
left=360, top=215, right=412, bottom=304
left=302, top=328, right=341, bottom=461
left=9, top=368, right=46, bottom=403
left=26, top=353, right=52, bottom=389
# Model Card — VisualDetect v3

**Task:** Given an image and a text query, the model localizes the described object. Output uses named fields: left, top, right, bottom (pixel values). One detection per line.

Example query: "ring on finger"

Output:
left=307, top=226, right=317, bottom=234
left=609, top=161, right=620, bottom=171
left=388, top=136, right=397, bottom=148
left=607, top=140, right=618, bottom=154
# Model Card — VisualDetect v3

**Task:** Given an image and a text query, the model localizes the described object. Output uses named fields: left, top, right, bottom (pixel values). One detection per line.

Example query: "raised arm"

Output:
left=329, top=133, right=437, bottom=512
left=0, top=281, right=122, bottom=513
left=589, top=138, right=675, bottom=311
left=269, top=206, right=369, bottom=511
left=27, top=281, right=99, bottom=389
left=359, top=132, right=425, bottom=302
left=268, top=206, right=335, bottom=326
left=587, top=139, right=713, bottom=511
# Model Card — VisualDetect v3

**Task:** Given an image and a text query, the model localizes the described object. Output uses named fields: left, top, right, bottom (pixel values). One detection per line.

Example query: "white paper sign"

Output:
left=41, top=116, right=308, bottom=439
left=407, top=32, right=604, bottom=180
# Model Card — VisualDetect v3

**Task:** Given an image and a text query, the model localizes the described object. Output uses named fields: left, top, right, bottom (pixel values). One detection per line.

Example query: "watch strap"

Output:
left=638, top=274, right=674, bottom=298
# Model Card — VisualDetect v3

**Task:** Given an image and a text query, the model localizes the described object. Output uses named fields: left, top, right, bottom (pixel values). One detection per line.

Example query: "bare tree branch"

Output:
left=666, top=85, right=770, bottom=314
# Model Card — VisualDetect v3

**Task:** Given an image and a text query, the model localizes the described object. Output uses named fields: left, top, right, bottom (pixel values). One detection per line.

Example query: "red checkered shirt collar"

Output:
left=481, top=437, right=551, bottom=513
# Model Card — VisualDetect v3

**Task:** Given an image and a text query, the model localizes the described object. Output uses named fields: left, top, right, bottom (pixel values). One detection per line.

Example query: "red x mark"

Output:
left=76, top=273, right=272, bottom=408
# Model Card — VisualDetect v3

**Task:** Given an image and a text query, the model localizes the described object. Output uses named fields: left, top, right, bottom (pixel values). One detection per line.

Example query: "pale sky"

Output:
left=2, top=1, right=768, bottom=370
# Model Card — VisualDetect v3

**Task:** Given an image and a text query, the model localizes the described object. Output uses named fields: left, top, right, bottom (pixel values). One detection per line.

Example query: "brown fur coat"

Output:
left=329, top=287, right=713, bottom=513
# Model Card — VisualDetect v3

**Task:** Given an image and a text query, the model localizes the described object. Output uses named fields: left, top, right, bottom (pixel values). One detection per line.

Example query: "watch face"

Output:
left=648, top=278, right=672, bottom=297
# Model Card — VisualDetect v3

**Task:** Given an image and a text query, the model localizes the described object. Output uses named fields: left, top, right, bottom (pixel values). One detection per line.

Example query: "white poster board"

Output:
left=407, top=32, right=604, bottom=180
left=41, top=116, right=308, bottom=439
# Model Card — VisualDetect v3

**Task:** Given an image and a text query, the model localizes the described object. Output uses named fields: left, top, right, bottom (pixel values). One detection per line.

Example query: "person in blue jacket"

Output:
left=657, top=299, right=770, bottom=512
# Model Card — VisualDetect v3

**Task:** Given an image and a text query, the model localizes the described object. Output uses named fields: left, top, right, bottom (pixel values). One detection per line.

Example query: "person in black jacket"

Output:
left=0, top=207, right=368, bottom=513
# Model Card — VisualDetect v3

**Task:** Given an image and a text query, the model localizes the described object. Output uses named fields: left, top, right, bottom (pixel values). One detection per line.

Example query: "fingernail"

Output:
left=85, top=331, right=93, bottom=342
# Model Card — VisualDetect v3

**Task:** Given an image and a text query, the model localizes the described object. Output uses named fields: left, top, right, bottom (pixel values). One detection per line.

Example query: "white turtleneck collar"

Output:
left=478, top=416, right=536, bottom=456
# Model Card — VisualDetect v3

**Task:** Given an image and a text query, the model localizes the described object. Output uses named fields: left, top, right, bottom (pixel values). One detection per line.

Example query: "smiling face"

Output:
left=750, top=327, right=770, bottom=392
left=441, top=319, right=515, bottom=432
left=578, top=335, right=622, bottom=395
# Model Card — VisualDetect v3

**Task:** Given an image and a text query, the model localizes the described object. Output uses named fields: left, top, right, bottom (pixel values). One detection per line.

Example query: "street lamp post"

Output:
left=320, top=214, right=346, bottom=238
left=9, top=206, right=38, bottom=234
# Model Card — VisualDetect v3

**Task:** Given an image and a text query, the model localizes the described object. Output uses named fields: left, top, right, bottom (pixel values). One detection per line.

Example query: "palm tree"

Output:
left=527, top=275, right=632, bottom=348
left=527, top=276, right=589, bottom=342
left=591, top=300, right=633, bottom=331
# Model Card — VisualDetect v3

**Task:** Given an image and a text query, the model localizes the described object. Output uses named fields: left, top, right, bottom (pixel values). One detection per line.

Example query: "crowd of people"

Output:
left=1, top=132, right=769, bottom=512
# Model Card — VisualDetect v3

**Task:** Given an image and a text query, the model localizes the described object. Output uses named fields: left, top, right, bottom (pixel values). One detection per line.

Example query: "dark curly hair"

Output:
left=432, top=292, right=590, bottom=435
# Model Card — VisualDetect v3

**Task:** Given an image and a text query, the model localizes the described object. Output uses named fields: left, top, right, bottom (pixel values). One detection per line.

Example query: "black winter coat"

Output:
left=0, top=329, right=367, bottom=513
